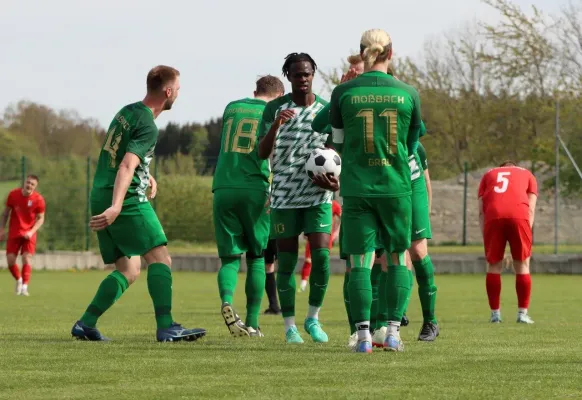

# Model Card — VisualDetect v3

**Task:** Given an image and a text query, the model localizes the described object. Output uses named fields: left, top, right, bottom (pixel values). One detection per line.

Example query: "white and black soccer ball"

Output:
left=305, top=148, right=342, bottom=179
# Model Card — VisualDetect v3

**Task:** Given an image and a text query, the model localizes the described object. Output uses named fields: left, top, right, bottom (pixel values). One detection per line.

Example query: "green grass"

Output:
left=0, top=180, right=18, bottom=201
left=1, top=272, right=581, bottom=399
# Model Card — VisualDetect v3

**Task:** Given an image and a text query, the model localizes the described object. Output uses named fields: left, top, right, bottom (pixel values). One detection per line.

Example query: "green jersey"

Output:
left=410, top=122, right=428, bottom=185
left=212, top=98, right=270, bottom=192
left=91, top=102, right=158, bottom=205
left=330, top=71, right=422, bottom=198
left=258, top=93, right=332, bottom=209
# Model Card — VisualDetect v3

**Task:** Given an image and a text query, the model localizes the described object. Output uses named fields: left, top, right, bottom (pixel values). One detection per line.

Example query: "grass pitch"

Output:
left=0, top=272, right=581, bottom=399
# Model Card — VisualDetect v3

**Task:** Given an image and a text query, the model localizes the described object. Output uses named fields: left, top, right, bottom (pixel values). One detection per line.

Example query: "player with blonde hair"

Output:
left=330, top=29, right=422, bottom=352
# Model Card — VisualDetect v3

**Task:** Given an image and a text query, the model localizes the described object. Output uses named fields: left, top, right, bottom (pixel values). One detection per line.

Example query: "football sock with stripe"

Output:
left=217, top=257, right=240, bottom=305
left=147, top=263, right=174, bottom=330
left=80, top=270, right=129, bottom=328
left=245, top=257, right=266, bottom=329
left=308, top=247, right=330, bottom=311
left=276, top=252, right=298, bottom=318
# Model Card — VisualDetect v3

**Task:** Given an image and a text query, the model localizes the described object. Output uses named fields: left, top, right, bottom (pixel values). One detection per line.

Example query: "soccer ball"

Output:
left=305, top=148, right=342, bottom=179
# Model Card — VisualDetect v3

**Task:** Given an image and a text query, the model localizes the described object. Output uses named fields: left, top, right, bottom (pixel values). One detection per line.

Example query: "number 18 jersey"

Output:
left=330, top=71, right=422, bottom=198
left=212, top=98, right=270, bottom=193
left=91, top=101, right=158, bottom=206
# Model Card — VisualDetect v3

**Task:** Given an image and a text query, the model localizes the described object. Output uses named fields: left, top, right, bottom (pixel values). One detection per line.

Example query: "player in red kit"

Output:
left=299, top=199, right=341, bottom=292
left=478, top=161, right=537, bottom=324
left=0, top=175, right=46, bottom=296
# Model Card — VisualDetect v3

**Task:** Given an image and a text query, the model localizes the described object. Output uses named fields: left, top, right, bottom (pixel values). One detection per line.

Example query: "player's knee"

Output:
left=125, top=268, right=141, bottom=285
left=409, top=239, right=428, bottom=261
left=22, top=253, right=33, bottom=265
left=487, top=262, right=503, bottom=274
left=308, top=233, right=330, bottom=249
left=265, top=263, right=275, bottom=273
left=246, top=250, right=264, bottom=260
left=277, top=237, right=298, bottom=253
left=6, top=254, right=17, bottom=266
left=513, top=259, right=530, bottom=274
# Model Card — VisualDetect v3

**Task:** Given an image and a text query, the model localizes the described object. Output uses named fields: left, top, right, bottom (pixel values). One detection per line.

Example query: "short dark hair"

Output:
left=499, top=160, right=517, bottom=167
left=146, top=65, right=180, bottom=93
left=282, top=53, right=317, bottom=78
left=256, top=75, right=284, bottom=96
left=27, top=174, right=39, bottom=183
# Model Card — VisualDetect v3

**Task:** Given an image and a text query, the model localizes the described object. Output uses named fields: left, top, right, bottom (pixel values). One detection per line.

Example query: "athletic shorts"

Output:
left=6, top=237, right=36, bottom=255
left=483, top=218, right=532, bottom=264
left=264, top=238, right=277, bottom=264
left=411, top=181, right=432, bottom=242
left=270, top=203, right=332, bottom=239
left=339, top=225, right=384, bottom=260
left=213, top=188, right=270, bottom=258
left=341, top=196, right=411, bottom=255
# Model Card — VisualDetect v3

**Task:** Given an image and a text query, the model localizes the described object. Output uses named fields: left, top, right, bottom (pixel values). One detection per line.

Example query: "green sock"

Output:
left=80, top=270, right=129, bottom=328
left=370, top=262, right=382, bottom=330
left=376, top=270, right=389, bottom=329
left=245, top=257, right=265, bottom=329
left=402, top=269, right=414, bottom=315
left=217, top=257, right=240, bottom=304
left=276, top=252, right=298, bottom=318
left=414, top=255, right=438, bottom=324
left=387, top=265, right=412, bottom=323
left=343, top=260, right=355, bottom=334
left=308, top=248, right=330, bottom=308
left=147, top=263, right=174, bottom=330
left=348, top=252, right=375, bottom=328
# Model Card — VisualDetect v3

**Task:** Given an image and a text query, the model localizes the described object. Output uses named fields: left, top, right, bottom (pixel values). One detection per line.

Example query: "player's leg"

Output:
left=6, top=238, right=22, bottom=295
left=372, top=249, right=389, bottom=347
left=299, top=239, right=311, bottom=292
left=19, top=238, right=36, bottom=296
left=213, top=189, right=250, bottom=337
left=303, top=203, right=333, bottom=343
left=508, top=218, right=534, bottom=324
left=483, top=219, right=506, bottom=323
left=378, top=196, right=413, bottom=352
left=264, top=239, right=281, bottom=315
left=370, top=257, right=382, bottom=333
left=338, top=226, right=358, bottom=348
left=271, top=208, right=303, bottom=343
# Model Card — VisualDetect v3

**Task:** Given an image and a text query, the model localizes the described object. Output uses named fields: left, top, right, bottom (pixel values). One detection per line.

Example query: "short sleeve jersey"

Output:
left=330, top=71, right=422, bottom=198
left=258, top=93, right=332, bottom=209
left=212, top=98, right=270, bottom=193
left=6, top=189, right=46, bottom=239
left=478, top=166, right=538, bottom=222
left=91, top=102, right=158, bottom=205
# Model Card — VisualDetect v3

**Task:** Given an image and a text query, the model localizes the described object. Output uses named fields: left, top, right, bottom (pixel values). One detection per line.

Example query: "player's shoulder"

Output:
left=314, top=94, right=329, bottom=106
left=265, top=94, right=291, bottom=111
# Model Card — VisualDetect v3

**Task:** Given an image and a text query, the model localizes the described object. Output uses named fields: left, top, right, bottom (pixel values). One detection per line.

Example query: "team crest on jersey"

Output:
left=27, top=200, right=32, bottom=207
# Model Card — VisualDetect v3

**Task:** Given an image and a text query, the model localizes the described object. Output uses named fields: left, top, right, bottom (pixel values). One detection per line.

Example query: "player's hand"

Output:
left=340, top=68, right=359, bottom=83
left=149, top=175, right=157, bottom=199
left=312, top=174, right=339, bottom=192
left=89, top=206, right=122, bottom=231
left=23, top=231, right=33, bottom=240
left=275, top=109, right=296, bottom=126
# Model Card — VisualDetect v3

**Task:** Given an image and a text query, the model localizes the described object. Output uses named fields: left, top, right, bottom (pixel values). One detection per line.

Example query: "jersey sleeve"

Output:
left=330, top=86, right=344, bottom=145
left=127, top=119, right=158, bottom=162
left=258, top=102, right=276, bottom=138
left=312, top=103, right=331, bottom=133
left=407, top=88, right=422, bottom=155
left=478, top=173, right=487, bottom=198
left=5, top=191, right=13, bottom=208
left=527, top=172, right=538, bottom=195
left=417, top=142, right=428, bottom=170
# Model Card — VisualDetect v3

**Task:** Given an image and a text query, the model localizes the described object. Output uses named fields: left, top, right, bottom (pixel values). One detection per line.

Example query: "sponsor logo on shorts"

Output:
left=415, top=228, right=426, bottom=234
left=320, top=223, right=331, bottom=228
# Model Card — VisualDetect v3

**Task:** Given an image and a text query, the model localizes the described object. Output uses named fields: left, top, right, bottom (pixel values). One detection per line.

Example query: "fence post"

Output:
left=462, top=161, right=468, bottom=246
left=85, top=156, right=91, bottom=251
left=20, top=156, right=27, bottom=185
left=554, top=99, right=559, bottom=255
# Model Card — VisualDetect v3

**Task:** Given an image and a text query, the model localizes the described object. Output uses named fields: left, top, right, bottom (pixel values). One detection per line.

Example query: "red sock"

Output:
left=8, top=264, right=21, bottom=280
left=301, top=261, right=312, bottom=281
left=486, top=273, right=502, bottom=310
left=515, top=274, right=531, bottom=309
left=22, top=264, right=32, bottom=284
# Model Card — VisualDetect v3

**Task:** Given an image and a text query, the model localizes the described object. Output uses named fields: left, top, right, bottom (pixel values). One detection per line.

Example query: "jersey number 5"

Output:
left=356, top=108, right=398, bottom=155
left=494, top=171, right=511, bottom=193
left=223, top=118, right=259, bottom=154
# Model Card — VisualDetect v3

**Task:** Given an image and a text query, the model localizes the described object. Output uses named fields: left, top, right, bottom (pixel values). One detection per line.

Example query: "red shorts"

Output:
left=483, top=218, right=532, bottom=264
left=6, top=237, right=36, bottom=255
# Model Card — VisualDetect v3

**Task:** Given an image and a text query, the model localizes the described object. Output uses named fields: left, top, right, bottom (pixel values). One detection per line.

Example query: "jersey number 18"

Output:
left=223, top=118, right=259, bottom=154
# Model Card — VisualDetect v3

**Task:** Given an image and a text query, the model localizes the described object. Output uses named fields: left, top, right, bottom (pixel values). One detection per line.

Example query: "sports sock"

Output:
left=370, top=262, right=382, bottom=330
left=414, top=256, right=438, bottom=324
left=80, top=270, right=129, bottom=328
left=343, top=267, right=355, bottom=334
left=376, top=270, right=389, bottom=329
left=308, top=248, right=330, bottom=309
left=402, top=269, right=414, bottom=315
left=22, top=264, right=31, bottom=285
left=217, top=257, right=240, bottom=305
left=387, top=265, right=411, bottom=323
left=486, top=273, right=502, bottom=311
left=265, top=272, right=279, bottom=310
left=147, top=263, right=174, bottom=330
left=8, top=264, right=20, bottom=280
left=276, top=252, right=298, bottom=318
left=349, top=252, right=374, bottom=330
left=356, top=321, right=371, bottom=341
left=245, top=257, right=265, bottom=329
left=515, top=273, right=531, bottom=310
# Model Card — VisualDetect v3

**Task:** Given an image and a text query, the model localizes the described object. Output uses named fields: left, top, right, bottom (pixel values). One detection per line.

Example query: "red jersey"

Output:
left=478, top=166, right=537, bottom=222
left=5, top=189, right=46, bottom=240
left=332, top=200, right=342, bottom=218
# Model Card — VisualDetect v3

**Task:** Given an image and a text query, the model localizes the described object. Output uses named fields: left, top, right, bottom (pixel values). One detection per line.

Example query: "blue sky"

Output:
left=1, top=0, right=562, bottom=129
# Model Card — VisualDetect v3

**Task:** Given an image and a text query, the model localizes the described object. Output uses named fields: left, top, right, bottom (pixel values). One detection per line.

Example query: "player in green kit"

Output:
left=258, top=53, right=339, bottom=344
left=212, top=75, right=285, bottom=338
left=330, top=29, right=422, bottom=353
left=71, top=66, right=206, bottom=342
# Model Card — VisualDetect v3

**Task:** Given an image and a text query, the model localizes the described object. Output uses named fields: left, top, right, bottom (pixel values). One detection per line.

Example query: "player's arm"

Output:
left=478, top=197, right=484, bottom=236
left=312, top=103, right=331, bottom=134
left=27, top=212, right=45, bottom=238
left=0, top=194, right=12, bottom=240
left=407, top=89, right=422, bottom=155
left=527, top=173, right=539, bottom=229
left=329, top=86, right=344, bottom=155
left=258, top=105, right=294, bottom=159
left=424, top=169, right=432, bottom=213
left=418, top=142, right=431, bottom=212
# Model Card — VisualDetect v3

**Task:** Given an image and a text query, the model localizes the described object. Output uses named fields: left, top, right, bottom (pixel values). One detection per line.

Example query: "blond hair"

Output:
left=360, top=29, right=392, bottom=68
left=347, top=53, right=362, bottom=66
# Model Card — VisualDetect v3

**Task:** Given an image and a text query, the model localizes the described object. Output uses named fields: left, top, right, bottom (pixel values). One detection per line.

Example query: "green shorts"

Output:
left=339, top=225, right=384, bottom=260
left=213, top=188, right=270, bottom=257
left=411, top=181, right=432, bottom=242
left=271, top=203, right=332, bottom=239
left=341, top=196, right=411, bottom=255
left=91, top=201, right=167, bottom=264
